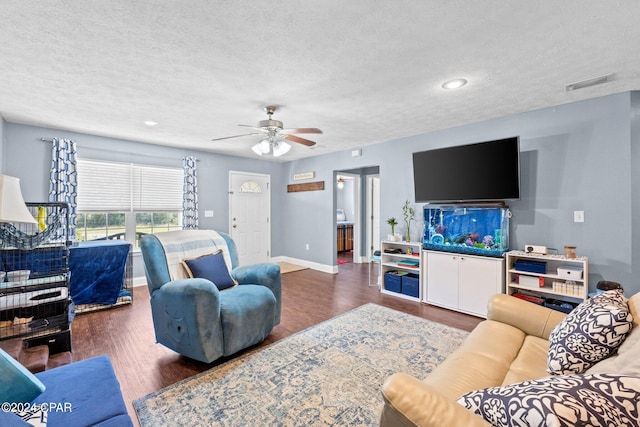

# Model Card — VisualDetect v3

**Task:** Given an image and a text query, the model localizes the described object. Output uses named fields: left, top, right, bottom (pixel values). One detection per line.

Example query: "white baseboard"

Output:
left=270, top=256, right=338, bottom=274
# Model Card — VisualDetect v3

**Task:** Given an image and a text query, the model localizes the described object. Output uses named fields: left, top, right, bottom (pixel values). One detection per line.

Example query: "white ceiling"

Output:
left=1, top=1, right=639, bottom=162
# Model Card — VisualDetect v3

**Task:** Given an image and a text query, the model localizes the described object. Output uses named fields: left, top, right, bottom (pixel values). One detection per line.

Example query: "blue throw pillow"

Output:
left=181, top=251, right=236, bottom=291
left=0, top=348, right=46, bottom=404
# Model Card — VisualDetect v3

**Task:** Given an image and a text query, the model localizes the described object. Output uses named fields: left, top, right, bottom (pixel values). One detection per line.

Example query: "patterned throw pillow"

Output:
left=547, top=289, right=633, bottom=375
left=457, top=373, right=640, bottom=427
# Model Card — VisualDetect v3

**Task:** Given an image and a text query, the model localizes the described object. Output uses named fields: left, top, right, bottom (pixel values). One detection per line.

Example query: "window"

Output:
left=76, top=159, right=183, bottom=246
left=239, top=180, right=262, bottom=193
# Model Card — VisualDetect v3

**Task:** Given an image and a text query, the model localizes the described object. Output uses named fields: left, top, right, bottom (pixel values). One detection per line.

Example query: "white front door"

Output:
left=229, top=171, right=271, bottom=265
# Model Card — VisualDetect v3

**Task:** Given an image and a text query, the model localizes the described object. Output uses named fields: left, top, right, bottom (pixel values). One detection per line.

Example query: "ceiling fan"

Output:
left=211, top=106, right=322, bottom=157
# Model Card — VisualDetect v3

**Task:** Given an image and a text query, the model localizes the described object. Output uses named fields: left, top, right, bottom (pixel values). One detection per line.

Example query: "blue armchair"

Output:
left=139, top=230, right=281, bottom=363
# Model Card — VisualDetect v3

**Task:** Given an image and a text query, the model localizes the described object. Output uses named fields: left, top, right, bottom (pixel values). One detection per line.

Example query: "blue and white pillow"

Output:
left=547, top=289, right=633, bottom=375
left=458, top=373, right=640, bottom=427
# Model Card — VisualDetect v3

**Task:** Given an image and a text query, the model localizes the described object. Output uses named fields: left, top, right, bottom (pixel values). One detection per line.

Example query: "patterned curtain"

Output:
left=182, top=156, right=198, bottom=229
left=49, top=138, right=78, bottom=239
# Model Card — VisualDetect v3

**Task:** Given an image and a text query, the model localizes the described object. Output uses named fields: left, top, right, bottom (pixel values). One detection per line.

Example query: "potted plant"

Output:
left=386, top=217, right=400, bottom=242
left=402, top=200, right=415, bottom=242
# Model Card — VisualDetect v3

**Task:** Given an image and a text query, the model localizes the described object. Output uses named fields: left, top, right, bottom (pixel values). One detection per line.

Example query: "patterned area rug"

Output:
left=133, top=303, right=469, bottom=426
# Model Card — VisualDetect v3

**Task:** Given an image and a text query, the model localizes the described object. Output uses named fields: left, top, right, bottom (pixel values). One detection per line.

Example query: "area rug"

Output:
left=278, top=261, right=309, bottom=274
left=133, top=303, right=469, bottom=426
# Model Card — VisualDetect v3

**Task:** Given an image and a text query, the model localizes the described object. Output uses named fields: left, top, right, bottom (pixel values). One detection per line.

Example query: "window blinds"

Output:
left=77, top=159, right=183, bottom=212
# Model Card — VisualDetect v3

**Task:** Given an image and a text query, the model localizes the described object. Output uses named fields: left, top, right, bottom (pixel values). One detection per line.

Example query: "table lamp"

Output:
left=0, top=175, right=37, bottom=224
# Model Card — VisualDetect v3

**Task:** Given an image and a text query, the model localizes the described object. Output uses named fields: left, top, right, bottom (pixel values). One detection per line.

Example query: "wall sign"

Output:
left=287, top=181, right=325, bottom=193
left=293, top=172, right=315, bottom=181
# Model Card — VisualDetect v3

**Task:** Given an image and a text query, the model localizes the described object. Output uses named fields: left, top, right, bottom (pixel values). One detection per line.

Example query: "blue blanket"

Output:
left=69, top=241, right=130, bottom=305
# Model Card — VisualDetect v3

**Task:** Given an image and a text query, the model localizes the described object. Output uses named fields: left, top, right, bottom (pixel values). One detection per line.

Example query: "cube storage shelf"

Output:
left=505, top=250, right=588, bottom=310
left=380, top=240, right=422, bottom=301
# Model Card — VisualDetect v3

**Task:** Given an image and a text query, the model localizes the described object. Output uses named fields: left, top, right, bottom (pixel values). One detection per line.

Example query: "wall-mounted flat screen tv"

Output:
left=412, top=136, right=520, bottom=203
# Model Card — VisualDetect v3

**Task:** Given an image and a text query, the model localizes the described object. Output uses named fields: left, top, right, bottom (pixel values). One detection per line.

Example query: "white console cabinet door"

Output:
left=426, top=252, right=459, bottom=311
left=426, top=251, right=504, bottom=318
left=458, top=256, right=504, bottom=317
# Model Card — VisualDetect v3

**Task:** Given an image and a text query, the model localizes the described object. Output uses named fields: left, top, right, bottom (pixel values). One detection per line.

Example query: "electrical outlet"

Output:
left=574, top=211, right=584, bottom=223
left=305, top=244, right=310, bottom=250
left=204, top=210, right=214, bottom=218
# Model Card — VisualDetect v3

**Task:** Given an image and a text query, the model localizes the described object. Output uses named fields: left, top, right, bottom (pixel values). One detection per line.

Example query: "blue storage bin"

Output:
left=401, top=273, right=420, bottom=298
left=514, top=260, right=547, bottom=274
left=384, top=271, right=402, bottom=293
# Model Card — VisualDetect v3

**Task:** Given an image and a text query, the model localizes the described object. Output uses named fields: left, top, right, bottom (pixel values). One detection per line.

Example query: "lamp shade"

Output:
left=251, top=143, right=264, bottom=156
left=272, top=141, right=291, bottom=157
left=0, top=175, right=37, bottom=224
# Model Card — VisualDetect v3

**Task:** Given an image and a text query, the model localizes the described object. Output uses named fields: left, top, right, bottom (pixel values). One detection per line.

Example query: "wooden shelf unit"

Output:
left=380, top=241, right=422, bottom=302
left=505, top=250, right=588, bottom=304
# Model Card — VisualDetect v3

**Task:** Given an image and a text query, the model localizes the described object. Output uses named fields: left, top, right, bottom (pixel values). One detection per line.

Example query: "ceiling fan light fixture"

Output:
left=251, top=143, right=264, bottom=156
left=258, top=139, right=271, bottom=154
left=272, top=141, right=291, bottom=157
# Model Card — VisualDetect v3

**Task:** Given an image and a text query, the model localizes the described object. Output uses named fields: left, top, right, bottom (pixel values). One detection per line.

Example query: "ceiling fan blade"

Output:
left=284, top=134, right=317, bottom=147
left=211, top=132, right=260, bottom=142
left=281, top=128, right=323, bottom=135
left=238, top=124, right=269, bottom=133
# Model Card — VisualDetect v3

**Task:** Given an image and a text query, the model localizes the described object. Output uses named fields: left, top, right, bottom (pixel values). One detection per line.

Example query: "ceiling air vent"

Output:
left=565, top=73, right=615, bottom=91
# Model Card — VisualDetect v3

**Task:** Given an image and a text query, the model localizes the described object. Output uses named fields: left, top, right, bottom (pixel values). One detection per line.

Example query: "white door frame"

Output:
left=365, top=175, right=381, bottom=259
left=336, top=171, right=361, bottom=264
left=228, top=170, right=271, bottom=263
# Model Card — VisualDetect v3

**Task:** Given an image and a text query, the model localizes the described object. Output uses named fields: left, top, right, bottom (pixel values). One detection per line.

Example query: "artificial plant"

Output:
left=402, top=200, right=415, bottom=242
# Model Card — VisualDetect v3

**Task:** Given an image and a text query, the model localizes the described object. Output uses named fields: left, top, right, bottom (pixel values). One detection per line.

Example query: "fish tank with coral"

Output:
left=422, top=205, right=511, bottom=257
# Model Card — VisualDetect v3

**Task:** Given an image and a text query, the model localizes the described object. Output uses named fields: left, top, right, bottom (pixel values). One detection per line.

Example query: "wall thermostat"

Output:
left=525, top=245, right=548, bottom=254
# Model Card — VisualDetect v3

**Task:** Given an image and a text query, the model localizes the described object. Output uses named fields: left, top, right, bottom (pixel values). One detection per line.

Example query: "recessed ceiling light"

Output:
left=442, top=79, right=468, bottom=89
left=143, top=120, right=158, bottom=127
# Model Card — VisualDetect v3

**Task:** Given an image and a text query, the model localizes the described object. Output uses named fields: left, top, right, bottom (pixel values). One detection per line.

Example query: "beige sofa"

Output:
left=380, top=292, right=640, bottom=426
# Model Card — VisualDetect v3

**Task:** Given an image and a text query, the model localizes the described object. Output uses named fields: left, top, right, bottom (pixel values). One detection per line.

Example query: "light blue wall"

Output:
left=2, top=123, right=284, bottom=277
left=2, top=92, right=639, bottom=295
left=0, top=116, right=5, bottom=173
left=631, top=91, right=640, bottom=290
left=336, top=179, right=354, bottom=222
left=280, top=92, right=638, bottom=294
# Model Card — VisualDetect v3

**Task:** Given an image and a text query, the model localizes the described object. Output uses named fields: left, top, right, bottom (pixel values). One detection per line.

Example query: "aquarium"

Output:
left=423, top=205, right=511, bottom=257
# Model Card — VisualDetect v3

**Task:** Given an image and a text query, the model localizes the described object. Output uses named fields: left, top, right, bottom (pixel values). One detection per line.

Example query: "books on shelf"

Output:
left=396, top=259, right=419, bottom=268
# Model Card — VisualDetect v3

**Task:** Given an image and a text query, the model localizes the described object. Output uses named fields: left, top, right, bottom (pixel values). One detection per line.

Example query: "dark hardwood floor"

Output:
left=70, top=261, right=482, bottom=425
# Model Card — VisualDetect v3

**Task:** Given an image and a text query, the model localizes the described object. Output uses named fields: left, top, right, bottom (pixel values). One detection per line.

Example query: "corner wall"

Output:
left=279, top=92, right=637, bottom=294
left=0, top=116, right=5, bottom=173
left=3, top=123, right=283, bottom=277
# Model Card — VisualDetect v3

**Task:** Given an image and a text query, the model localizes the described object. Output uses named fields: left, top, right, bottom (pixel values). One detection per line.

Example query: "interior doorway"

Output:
left=336, top=172, right=359, bottom=265
left=334, top=166, right=380, bottom=268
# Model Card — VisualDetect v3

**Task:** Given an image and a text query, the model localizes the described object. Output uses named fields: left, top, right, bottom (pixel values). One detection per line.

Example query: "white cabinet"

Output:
left=380, top=241, right=422, bottom=301
left=505, top=251, right=588, bottom=307
left=425, top=251, right=504, bottom=318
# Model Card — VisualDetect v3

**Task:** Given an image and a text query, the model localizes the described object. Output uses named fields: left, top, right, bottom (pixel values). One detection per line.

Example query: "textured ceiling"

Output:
left=1, top=1, right=640, bottom=162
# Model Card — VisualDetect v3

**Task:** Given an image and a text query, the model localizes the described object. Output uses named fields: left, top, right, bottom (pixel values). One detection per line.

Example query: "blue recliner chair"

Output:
left=139, top=230, right=281, bottom=363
